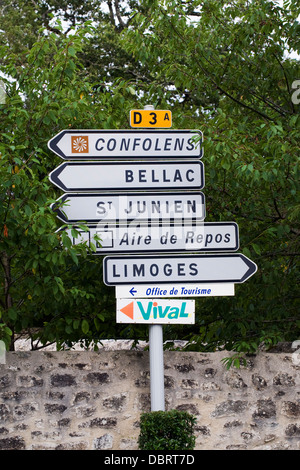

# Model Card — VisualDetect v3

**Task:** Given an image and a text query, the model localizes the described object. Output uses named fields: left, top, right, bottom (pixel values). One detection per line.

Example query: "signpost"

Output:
left=49, top=160, right=204, bottom=192
left=66, top=222, right=239, bottom=254
left=48, top=106, right=257, bottom=413
left=52, top=192, right=206, bottom=224
left=48, top=129, right=203, bottom=160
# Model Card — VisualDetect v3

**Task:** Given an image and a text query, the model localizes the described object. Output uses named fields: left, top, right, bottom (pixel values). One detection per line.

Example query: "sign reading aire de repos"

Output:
left=67, top=222, right=239, bottom=254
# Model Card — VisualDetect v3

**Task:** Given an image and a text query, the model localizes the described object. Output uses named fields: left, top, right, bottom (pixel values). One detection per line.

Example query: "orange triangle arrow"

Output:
left=120, top=301, right=134, bottom=320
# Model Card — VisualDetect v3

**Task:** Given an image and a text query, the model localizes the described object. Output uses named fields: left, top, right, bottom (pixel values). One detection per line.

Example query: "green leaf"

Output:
left=81, top=319, right=89, bottom=335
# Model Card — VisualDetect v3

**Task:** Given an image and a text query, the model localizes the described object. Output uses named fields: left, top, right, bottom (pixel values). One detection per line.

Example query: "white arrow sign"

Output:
left=65, top=222, right=239, bottom=253
left=103, top=253, right=257, bottom=285
left=52, top=192, right=205, bottom=224
left=48, top=129, right=203, bottom=160
left=49, top=160, right=205, bottom=192
left=116, top=283, right=235, bottom=298
left=117, top=298, right=195, bottom=324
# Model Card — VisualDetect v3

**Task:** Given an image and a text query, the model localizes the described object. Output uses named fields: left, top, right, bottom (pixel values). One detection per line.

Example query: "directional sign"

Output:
left=49, top=160, right=205, bottom=192
left=117, top=298, right=195, bottom=324
left=47, top=129, right=203, bottom=160
left=52, top=192, right=205, bottom=224
left=103, top=253, right=257, bottom=285
left=65, top=222, right=239, bottom=253
left=116, top=283, right=235, bottom=298
left=130, top=109, right=172, bottom=128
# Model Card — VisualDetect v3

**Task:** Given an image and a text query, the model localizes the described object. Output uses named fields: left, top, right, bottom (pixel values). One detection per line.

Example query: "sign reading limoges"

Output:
left=47, top=129, right=202, bottom=160
left=117, top=298, right=195, bottom=324
left=129, top=109, right=172, bottom=128
left=49, top=160, right=204, bottom=192
left=66, top=222, right=239, bottom=254
left=103, top=253, right=257, bottom=285
left=52, top=192, right=205, bottom=224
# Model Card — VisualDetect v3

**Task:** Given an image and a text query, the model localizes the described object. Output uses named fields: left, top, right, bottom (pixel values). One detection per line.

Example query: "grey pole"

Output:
left=149, top=324, right=165, bottom=411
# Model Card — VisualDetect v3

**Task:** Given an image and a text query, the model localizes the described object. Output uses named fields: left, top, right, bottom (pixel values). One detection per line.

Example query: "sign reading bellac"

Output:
left=49, top=160, right=204, bottom=192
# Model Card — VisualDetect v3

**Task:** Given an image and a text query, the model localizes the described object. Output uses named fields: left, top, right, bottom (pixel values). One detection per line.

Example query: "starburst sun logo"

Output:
left=71, top=135, right=89, bottom=153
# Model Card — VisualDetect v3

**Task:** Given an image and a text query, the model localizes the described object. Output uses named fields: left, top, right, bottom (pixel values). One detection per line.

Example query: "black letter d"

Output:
left=134, top=112, right=142, bottom=124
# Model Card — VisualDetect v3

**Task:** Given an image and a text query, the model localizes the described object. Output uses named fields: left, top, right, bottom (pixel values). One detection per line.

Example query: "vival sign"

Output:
left=117, top=298, right=195, bottom=324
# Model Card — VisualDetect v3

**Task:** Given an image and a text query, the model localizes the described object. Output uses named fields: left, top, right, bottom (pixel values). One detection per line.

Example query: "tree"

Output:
left=120, top=0, right=300, bottom=355
left=0, top=21, right=145, bottom=350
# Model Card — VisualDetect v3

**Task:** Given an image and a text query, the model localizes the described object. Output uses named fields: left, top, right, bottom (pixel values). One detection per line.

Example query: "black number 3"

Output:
left=149, top=112, right=157, bottom=125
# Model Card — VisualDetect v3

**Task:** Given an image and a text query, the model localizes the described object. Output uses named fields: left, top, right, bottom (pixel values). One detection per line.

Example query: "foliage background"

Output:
left=0, top=0, right=299, bottom=357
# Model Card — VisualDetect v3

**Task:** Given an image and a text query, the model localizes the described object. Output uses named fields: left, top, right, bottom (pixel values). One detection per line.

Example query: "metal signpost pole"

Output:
left=145, top=105, right=165, bottom=412
left=149, top=324, right=165, bottom=411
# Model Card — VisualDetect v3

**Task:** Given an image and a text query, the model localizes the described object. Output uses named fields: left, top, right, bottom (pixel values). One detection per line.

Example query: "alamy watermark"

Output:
left=0, top=80, right=6, bottom=104
left=291, top=80, right=300, bottom=105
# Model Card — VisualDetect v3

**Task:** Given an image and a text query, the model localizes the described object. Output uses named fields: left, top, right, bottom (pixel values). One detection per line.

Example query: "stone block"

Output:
left=84, top=372, right=109, bottom=385
left=252, top=399, right=276, bottom=419
left=281, top=401, right=300, bottom=418
left=212, top=400, right=248, bottom=417
left=0, top=436, right=25, bottom=450
left=93, top=433, right=113, bottom=449
left=50, top=374, right=76, bottom=387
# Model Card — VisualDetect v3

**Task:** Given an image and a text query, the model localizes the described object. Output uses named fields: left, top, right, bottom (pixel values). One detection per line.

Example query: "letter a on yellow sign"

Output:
left=130, top=109, right=172, bottom=128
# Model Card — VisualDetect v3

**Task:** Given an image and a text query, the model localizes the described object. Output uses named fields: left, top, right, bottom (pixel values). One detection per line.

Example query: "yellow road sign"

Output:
left=130, top=109, right=172, bottom=128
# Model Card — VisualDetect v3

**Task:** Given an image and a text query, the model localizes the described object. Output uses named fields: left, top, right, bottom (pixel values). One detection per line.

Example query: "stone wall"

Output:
left=0, top=348, right=299, bottom=450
